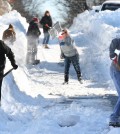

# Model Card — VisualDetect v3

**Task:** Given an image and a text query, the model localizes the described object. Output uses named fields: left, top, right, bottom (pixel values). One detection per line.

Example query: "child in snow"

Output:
left=2, top=24, right=16, bottom=45
left=0, top=40, right=18, bottom=105
left=109, top=38, right=120, bottom=127
left=58, top=29, right=82, bottom=84
left=26, top=17, right=41, bottom=65
left=40, top=11, right=52, bottom=49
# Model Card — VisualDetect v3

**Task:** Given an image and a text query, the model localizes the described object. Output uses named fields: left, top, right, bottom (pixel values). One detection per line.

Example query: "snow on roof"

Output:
left=103, top=0, right=120, bottom=4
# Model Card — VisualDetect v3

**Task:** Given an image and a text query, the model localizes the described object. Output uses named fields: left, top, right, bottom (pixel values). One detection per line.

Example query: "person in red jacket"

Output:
left=26, top=17, right=41, bottom=65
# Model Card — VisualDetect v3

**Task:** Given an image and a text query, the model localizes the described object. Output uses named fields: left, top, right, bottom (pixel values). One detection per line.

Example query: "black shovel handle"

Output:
left=0, top=68, right=14, bottom=80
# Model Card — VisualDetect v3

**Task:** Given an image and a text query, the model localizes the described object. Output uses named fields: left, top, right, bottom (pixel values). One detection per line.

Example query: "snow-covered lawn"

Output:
left=0, top=10, right=120, bottom=133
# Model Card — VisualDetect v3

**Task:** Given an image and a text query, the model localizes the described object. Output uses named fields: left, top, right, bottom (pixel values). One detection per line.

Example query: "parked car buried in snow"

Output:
left=95, top=1, right=120, bottom=12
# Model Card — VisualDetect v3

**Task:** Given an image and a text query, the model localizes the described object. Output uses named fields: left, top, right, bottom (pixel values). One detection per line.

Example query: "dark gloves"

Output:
left=58, top=35, right=64, bottom=40
left=45, top=24, right=49, bottom=27
left=12, top=64, right=18, bottom=70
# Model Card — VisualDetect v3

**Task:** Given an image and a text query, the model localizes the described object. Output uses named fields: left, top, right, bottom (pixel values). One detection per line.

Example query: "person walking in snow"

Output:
left=26, top=17, right=41, bottom=65
left=2, top=24, right=16, bottom=46
left=109, top=38, right=120, bottom=127
left=40, top=11, right=52, bottom=49
left=58, top=29, right=82, bottom=84
left=0, top=40, right=18, bottom=104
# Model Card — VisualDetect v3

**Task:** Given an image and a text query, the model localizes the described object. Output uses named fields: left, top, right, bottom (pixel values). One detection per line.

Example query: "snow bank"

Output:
left=70, top=9, right=120, bottom=87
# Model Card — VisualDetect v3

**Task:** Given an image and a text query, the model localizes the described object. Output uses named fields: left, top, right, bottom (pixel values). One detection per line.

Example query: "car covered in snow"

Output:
left=95, top=0, right=120, bottom=12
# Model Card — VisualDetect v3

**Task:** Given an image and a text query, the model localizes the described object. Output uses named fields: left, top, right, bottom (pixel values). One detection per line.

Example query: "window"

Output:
left=101, top=3, right=120, bottom=11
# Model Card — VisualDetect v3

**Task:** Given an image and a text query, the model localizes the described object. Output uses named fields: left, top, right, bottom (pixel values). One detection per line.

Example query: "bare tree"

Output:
left=0, top=0, right=11, bottom=15
left=22, top=0, right=44, bottom=21
left=56, top=0, right=89, bottom=27
left=8, top=0, right=44, bottom=22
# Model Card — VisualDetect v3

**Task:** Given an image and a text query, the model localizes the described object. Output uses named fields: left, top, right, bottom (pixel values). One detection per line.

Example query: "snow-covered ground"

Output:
left=0, top=9, right=120, bottom=133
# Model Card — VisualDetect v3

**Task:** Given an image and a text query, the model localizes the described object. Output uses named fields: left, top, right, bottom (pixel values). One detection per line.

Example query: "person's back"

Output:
left=2, top=24, right=16, bottom=45
left=26, top=17, right=41, bottom=65
left=27, top=19, right=41, bottom=38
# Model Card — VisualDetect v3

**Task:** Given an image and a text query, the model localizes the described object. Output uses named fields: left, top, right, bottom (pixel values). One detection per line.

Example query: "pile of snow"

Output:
left=70, top=9, right=120, bottom=86
left=57, top=114, right=80, bottom=127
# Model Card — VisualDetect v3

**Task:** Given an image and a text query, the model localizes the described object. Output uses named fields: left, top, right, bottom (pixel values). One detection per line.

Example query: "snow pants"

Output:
left=110, top=64, right=120, bottom=121
left=64, top=54, right=81, bottom=82
left=43, top=32, right=50, bottom=45
left=26, top=37, right=38, bottom=64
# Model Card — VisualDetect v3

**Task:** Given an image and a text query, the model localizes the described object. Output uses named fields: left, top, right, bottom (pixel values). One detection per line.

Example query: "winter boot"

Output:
left=63, top=74, right=69, bottom=85
left=109, top=117, right=120, bottom=127
left=32, top=60, right=40, bottom=65
left=77, top=73, right=83, bottom=84
left=44, top=44, right=49, bottom=49
left=78, top=77, right=83, bottom=84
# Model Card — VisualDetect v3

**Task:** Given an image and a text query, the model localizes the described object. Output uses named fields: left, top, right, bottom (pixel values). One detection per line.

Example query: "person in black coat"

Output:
left=26, top=17, right=41, bottom=65
left=40, top=11, right=52, bottom=48
left=0, top=40, right=18, bottom=103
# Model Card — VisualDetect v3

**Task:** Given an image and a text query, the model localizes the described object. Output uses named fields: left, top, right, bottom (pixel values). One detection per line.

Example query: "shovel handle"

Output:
left=0, top=68, right=14, bottom=80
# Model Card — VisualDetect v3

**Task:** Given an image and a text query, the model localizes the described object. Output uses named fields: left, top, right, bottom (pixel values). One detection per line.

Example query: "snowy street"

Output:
left=0, top=10, right=120, bottom=134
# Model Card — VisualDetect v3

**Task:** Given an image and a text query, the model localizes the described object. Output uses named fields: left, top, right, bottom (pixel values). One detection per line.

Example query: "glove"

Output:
left=58, top=35, right=64, bottom=40
left=45, top=24, right=49, bottom=27
left=12, top=64, right=18, bottom=70
left=112, top=56, right=118, bottom=64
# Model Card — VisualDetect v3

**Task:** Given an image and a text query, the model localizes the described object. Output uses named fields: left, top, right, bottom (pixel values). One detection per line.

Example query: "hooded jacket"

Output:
left=59, top=36, right=78, bottom=57
left=27, top=20, right=41, bottom=38
left=2, top=24, right=16, bottom=43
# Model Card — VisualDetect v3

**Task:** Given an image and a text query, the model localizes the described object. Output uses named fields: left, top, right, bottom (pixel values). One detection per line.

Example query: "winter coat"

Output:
left=59, top=36, right=78, bottom=57
left=27, top=20, right=41, bottom=38
left=40, top=15, right=52, bottom=33
left=0, top=40, right=16, bottom=72
left=2, top=26, right=16, bottom=43
left=109, top=38, right=120, bottom=70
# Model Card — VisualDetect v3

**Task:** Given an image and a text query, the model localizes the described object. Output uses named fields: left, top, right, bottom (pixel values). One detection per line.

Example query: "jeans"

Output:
left=64, top=54, right=81, bottom=82
left=110, top=64, right=120, bottom=121
left=43, top=32, right=50, bottom=45
left=0, top=71, right=3, bottom=101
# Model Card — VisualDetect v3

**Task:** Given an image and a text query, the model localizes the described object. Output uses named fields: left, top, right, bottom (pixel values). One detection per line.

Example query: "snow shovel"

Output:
left=0, top=68, right=14, bottom=80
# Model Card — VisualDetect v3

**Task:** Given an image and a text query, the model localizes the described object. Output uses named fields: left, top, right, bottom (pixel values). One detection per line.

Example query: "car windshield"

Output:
left=101, top=3, right=120, bottom=11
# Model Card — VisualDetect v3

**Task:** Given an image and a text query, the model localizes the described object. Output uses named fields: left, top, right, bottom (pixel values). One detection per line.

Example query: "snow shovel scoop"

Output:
left=0, top=68, right=14, bottom=80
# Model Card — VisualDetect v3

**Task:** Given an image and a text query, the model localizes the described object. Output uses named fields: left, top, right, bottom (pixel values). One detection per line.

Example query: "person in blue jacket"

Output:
left=109, top=38, right=120, bottom=127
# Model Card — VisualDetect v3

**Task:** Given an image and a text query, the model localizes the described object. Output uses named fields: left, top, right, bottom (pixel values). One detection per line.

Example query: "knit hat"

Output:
left=32, top=17, right=39, bottom=23
left=9, top=24, right=13, bottom=29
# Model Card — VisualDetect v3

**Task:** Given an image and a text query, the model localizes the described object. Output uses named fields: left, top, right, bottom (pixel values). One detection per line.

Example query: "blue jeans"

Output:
left=64, top=54, right=81, bottom=82
left=110, top=65, right=120, bottom=121
left=43, top=32, right=50, bottom=45
left=0, top=71, right=3, bottom=101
